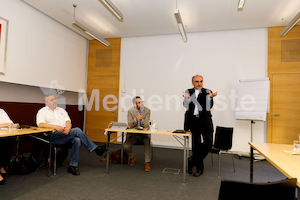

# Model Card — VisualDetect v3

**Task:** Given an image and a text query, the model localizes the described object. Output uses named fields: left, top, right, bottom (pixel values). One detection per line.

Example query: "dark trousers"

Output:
left=0, top=138, right=13, bottom=169
left=190, top=117, right=213, bottom=172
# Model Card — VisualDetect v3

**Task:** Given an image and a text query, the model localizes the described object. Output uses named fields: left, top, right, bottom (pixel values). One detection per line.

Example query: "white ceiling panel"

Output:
left=22, top=0, right=300, bottom=39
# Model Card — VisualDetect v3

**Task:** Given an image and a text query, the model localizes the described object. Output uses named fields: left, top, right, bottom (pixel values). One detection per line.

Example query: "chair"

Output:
left=30, top=134, right=68, bottom=176
left=218, top=178, right=297, bottom=200
left=209, top=126, right=235, bottom=177
left=52, top=145, right=69, bottom=175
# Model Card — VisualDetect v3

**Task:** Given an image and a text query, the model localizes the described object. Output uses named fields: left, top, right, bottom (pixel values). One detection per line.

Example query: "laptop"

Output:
left=111, top=122, right=128, bottom=130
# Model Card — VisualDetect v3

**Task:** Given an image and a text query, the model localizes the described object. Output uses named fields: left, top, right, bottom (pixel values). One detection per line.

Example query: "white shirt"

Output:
left=194, top=89, right=201, bottom=115
left=36, top=106, right=71, bottom=127
left=0, top=109, right=13, bottom=124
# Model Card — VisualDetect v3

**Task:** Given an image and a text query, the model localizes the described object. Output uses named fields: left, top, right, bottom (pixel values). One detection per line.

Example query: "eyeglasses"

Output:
left=194, top=80, right=203, bottom=83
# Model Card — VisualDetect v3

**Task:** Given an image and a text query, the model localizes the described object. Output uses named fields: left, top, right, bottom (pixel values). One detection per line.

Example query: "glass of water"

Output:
left=293, top=140, right=300, bottom=152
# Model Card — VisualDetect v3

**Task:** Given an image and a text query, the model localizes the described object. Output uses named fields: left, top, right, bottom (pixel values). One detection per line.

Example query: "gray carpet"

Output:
left=0, top=144, right=286, bottom=200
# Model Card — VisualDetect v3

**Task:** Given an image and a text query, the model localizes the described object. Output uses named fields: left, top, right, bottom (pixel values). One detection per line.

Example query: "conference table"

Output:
left=105, top=128, right=191, bottom=182
left=0, top=127, right=54, bottom=176
left=249, top=142, right=300, bottom=187
left=0, top=127, right=53, bottom=138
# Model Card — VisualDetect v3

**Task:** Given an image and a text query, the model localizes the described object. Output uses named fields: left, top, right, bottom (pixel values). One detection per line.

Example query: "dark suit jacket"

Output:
left=183, top=87, right=214, bottom=134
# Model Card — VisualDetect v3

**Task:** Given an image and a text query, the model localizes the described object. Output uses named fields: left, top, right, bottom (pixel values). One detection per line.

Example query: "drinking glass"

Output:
left=13, top=123, right=19, bottom=129
left=293, top=140, right=300, bottom=152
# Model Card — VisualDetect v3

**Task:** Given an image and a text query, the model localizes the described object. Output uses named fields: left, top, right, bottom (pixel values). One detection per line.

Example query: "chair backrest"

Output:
left=218, top=178, right=297, bottom=200
left=213, top=126, right=233, bottom=150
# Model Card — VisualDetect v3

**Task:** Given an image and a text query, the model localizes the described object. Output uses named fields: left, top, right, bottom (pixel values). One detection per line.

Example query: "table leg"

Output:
left=16, top=136, right=20, bottom=156
left=187, top=136, right=189, bottom=161
left=250, top=146, right=254, bottom=182
left=121, top=132, right=124, bottom=164
left=48, top=136, right=52, bottom=177
left=183, top=136, right=187, bottom=183
left=29, top=132, right=53, bottom=176
left=106, top=132, right=111, bottom=174
left=297, top=187, right=300, bottom=200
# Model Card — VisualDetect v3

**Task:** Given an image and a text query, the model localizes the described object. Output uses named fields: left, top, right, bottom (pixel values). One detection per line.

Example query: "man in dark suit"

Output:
left=183, top=75, right=218, bottom=177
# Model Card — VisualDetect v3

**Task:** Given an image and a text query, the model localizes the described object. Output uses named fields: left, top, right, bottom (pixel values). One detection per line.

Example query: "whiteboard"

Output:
left=236, top=78, right=270, bottom=121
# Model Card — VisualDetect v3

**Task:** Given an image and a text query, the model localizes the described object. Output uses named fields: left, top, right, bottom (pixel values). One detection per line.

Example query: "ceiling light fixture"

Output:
left=280, top=11, right=300, bottom=37
left=237, top=0, right=245, bottom=10
left=72, top=4, right=110, bottom=46
left=99, top=0, right=123, bottom=22
left=72, top=20, right=110, bottom=46
left=174, top=9, right=187, bottom=43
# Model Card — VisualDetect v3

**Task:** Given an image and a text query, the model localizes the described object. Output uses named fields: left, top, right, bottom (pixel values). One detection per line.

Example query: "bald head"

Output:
left=192, top=75, right=204, bottom=90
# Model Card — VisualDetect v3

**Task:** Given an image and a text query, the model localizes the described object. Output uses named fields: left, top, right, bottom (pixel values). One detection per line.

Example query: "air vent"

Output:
left=281, top=39, right=300, bottom=62
left=96, top=49, right=112, bottom=67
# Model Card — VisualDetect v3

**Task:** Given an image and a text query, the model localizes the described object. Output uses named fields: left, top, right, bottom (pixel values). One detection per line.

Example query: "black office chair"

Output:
left=209, top=126, right=235, bottom=177
left=218, top=178, right=297, bottom=200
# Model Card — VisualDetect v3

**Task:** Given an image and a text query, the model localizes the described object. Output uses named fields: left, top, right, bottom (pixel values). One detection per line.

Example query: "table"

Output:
left=105, top=128, right=191, bottom=182
left=0, top=127, right=53, bottom=138
left=0, top=127, right=54, bottom=176
left=249, top=142, right=300, bottom=187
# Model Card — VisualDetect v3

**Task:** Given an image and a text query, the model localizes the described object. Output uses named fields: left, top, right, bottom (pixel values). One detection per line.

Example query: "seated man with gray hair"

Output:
left=36, top=94, right=106, bottom=175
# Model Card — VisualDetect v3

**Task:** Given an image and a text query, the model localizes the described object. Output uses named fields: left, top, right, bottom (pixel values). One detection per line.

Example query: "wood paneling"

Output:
left=85, top=38, right=121, bottom=142
left=268, top=26, right=300, bottom=143
left=271, top=73, right=300, bottom=144
left=88, top=38, right=121, bottom=77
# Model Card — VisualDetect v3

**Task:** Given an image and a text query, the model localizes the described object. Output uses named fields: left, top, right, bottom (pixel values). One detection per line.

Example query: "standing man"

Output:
left=36, top=94, right=106, bottom=176
left=183, top=75, right=217, bottom=177
left=123, top=96, right=151, bottom=172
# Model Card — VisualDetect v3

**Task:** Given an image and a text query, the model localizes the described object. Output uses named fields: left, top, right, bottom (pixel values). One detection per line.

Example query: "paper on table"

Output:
left=283, top=150, right=300, bottom=155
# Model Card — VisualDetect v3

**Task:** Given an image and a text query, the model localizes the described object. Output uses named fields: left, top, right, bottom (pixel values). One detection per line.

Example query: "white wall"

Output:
left=119, top=28, right=268, bottom=153
left=0, top=0, right=88, bottom=92
left=0, top=81, right=80, bottom=105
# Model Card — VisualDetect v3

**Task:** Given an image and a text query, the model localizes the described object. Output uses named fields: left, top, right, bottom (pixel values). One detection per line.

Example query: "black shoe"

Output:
left=192, top=170, right=203, bottom=177
left=0, top=178, right=5, bottom=185
left=94, top=145, right=107, bottom=157
left=67, top=166, right=80, bottom=176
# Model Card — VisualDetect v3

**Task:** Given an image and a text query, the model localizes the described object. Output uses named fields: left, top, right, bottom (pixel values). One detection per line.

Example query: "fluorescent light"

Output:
left=174, top=9, right=187, bottom=43
left=280, top=11, right=300, bottom=36
left=72, top=20, right=110, bottom=46
left=99, top=0, right=123, bottom=22
left=238, top=0, right=245, bottom=9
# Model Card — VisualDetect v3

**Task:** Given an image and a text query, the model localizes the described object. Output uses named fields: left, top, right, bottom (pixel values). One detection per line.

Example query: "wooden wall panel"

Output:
left=268, top=26, right=300, bottom=74
left=85, top=38, right=121, bottom=142
left=267, top=26, right=300, bottom=143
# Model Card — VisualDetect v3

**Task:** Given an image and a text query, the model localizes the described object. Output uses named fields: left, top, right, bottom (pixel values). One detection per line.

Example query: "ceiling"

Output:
left=22, top=0, right=300, bottom=40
